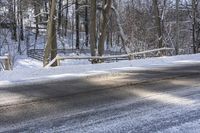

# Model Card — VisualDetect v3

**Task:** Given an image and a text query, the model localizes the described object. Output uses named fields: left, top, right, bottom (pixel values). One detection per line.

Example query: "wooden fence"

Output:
left=46, top=47, right=175, bottom=67
left=27, top=49, right=123, bottom=61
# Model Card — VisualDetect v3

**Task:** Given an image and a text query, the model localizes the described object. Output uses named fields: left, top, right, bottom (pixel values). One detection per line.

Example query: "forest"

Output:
left=0, top=0, right=200, bottom=69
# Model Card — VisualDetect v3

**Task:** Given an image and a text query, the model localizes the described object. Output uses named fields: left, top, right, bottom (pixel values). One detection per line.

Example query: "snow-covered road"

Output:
left=0, top=64, right=200, bottom=132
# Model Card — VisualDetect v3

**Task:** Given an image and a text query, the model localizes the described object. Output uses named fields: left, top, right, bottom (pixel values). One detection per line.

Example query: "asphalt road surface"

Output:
left=0, top=64, right=200, bottom=133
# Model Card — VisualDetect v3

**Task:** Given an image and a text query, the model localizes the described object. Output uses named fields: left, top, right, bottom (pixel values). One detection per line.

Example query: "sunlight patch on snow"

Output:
left=174, top=60, right=200, bottom=64
left=86, top=70, right=110, bottom=74
left=129, top=89, right=195, bottom=105
left=46, top=73, right=87, bottom=79
left=0, top=81, right=11, bottom=86
left=113, top=67, right=147, bottom=71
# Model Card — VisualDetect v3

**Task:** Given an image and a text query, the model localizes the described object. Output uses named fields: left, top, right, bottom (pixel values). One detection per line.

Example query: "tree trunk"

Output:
left=72, top=5, right=75, bottom=49
left=152, top=0, right=163, bottom=49
left=19, top=0, right=24, bottom=41
left=44, top=1, right=48, bottom=21
left=75, top=0, right=80, bottom=49
left=89, top=0, right=97, bottom=56
left=192, top=0, right=198, bottom=54
left=34, top=4, right=40, bottom=41
left=10, top=0, right=17, bottom=41
left=98, top=0, right=112, bottom=56
left=58, top=0, right=62, bottom=36
left=43, top=0, right=57, bottom=67
left=17, top=0, right=22, bottom=54
left=175, top=0, right=180, bottom=55
left=112, top=6, right=130, bottom=54
left=64, top=0, right=69, bottom=36
left=85, top=0, right=89, bottom=47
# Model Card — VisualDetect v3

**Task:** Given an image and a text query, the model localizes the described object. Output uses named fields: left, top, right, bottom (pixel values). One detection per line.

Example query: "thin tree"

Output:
left=58, top=0, right=62, bottom=36
left=175, top=0, right=180, bottom=55
left=64, top=0, right=69, bottom=36
left=84, top=0, right=89, bottom=47
left=19, top=0, right=24, bottom=41
left=34, top=2, right=40, bottom=41
left=152, top=0, right=163, bottom=49
left=75, top=0, right=80, bottom=49
left=10, top=0, right=17, bottom=41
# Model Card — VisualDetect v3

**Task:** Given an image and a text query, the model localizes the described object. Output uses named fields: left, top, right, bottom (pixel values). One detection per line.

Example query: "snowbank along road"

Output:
left=0, top=64, right=200, bottom=132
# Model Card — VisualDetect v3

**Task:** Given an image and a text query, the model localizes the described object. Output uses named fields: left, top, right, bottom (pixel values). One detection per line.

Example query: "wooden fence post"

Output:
left=57, top=59, right=61, bottom=66
left=4, top=54, right=11, bottom=70
left=128, top=54, right=134, bottom=60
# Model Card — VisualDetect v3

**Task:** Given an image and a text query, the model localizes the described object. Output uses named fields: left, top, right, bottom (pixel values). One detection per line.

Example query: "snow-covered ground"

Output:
left=0, top=54, right=200, bottom=87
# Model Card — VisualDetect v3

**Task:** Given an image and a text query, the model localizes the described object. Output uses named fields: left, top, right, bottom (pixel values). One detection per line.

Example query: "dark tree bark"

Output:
left=64, top=0, right=69, bottom=36
left=175, top=0, right=180, bottom=55
left=192, top=0, right=198, bottom=54
left=10, top=0, right=17, bottom=41
left=44, top=1, right=48, bottom=21
left=98, top=0, right=112, bottom=56
left=84, top=0, right=89, bottom=47
left=19, top=0, right=24, bottom=41
left=89, top=0, right=97, bottom=56
left=34, top=4, right=40, bottom=41
left=152, top=0, right=163, bottom=49
left=75, top=0, right=80, bottom=49
left=58, top=0, right=62, bottom=36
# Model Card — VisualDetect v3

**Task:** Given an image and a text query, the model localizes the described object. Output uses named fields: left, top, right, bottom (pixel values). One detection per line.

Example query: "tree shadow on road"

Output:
left=0, top=65, right=200, bottom=129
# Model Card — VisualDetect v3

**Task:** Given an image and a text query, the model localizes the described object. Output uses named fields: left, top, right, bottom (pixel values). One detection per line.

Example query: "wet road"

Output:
left=0, top=64, right=200, bottom=132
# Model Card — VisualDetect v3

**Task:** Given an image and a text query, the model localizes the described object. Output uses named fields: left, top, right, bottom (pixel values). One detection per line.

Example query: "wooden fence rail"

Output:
left=45, top=47, right=175, bottom=68
left=27, top=48, right=123, bottom=61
